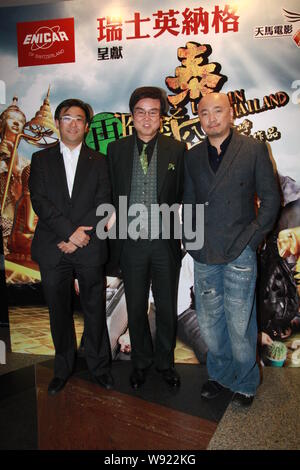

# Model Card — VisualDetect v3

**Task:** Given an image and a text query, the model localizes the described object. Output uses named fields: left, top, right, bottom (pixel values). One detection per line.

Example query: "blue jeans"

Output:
left=194, top=245, right=260, bottom=396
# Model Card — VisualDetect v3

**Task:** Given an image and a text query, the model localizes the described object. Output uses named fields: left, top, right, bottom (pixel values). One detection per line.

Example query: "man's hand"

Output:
left=57, top=241, right=78, bottom=254
left=69, top=226, right=93, bottom=248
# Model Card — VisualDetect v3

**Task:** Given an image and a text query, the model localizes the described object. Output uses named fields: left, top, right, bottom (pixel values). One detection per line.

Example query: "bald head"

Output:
left=198, top=92, right=233, bottom=144
left=198, top=92, right=231, bottom=110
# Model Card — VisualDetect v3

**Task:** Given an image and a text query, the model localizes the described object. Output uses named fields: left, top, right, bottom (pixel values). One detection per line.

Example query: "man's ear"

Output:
left=55, top=119, right=60, bottom=130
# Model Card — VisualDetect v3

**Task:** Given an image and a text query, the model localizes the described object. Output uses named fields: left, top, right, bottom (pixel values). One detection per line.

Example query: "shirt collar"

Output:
left=207, top=128, right=233, bottom=154
left=136, top=133, right=158, bottom=152
left=60, top=140, right=82, bottom=157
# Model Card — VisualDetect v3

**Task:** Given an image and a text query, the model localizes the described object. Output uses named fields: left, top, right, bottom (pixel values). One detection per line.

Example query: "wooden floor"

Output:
left=36, top=363, right=217, bottom=450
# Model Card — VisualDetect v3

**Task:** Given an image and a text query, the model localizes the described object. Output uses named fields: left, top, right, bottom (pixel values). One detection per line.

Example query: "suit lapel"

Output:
left=71, top=144, right=91, bottom=202
left=52, top=143, right=71, bottom=201
left=157, top=134, right=171, bottom=197
left=208, top=130, right=242, bottom=196
left=118, top=135, right=135, bottom=196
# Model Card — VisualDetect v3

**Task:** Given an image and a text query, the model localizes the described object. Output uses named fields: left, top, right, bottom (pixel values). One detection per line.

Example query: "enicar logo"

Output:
left=17, top=18, right=75, bottom=67
left=23, top=26, right=69, bottom=50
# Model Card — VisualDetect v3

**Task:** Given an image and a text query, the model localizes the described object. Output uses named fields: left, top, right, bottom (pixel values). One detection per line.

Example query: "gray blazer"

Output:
left=183, top=130, right=280, bottom=264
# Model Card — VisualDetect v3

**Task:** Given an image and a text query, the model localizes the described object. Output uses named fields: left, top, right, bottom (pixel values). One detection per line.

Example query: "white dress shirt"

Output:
left=60, top=141, right=82, bottom=197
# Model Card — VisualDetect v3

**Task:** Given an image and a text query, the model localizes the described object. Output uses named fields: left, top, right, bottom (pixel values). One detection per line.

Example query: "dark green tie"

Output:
left=139, top=143, right=148, bottom=175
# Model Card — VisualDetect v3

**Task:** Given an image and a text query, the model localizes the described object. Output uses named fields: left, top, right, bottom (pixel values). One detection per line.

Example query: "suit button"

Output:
left=204, top=201, right=209, bottom=206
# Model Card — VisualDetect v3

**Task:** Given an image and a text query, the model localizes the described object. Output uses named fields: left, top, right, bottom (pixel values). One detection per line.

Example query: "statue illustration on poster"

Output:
left=0, top=89, right=59, bottom=284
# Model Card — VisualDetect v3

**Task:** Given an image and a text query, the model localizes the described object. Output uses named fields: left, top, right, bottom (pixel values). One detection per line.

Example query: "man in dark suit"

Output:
left=29, top=98, right=113, bottom=395
left=183, top=92, right=280, bottom=407
left=107, top=87, right=185, bottom=389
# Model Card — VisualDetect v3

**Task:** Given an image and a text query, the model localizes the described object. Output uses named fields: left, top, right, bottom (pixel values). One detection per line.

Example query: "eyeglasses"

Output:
left=59, top=116, right=86, bottom=124
left=133, top=108, right=160, bottom=118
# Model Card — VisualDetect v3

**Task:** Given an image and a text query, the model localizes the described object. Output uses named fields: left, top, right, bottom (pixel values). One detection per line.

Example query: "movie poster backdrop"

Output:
left=0, top=0, right=299, bottom=365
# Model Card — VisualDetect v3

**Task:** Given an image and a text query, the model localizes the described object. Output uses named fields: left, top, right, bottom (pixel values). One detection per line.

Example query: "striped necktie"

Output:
left=139, top=143, right=148, bottom=175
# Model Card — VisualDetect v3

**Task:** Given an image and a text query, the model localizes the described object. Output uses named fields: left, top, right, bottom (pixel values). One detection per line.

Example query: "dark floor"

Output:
left=0, top=366, right=37, bottom=450
left=0, top=358, right=232, bottom=450
left=1, top=325, right=300, bottom=452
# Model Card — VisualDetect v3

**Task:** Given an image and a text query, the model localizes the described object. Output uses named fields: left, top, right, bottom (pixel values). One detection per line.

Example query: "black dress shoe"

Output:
left=201, top=380, right=226, bottom=399
left=130, top=369, right=146, bottom=390
left=93, top=372, right=114, bottom=390
left=48, top=377, right=68, bottom=396
left=231, top=392, right=254, bottom=408
left=157, top=367, right=181, bottom=387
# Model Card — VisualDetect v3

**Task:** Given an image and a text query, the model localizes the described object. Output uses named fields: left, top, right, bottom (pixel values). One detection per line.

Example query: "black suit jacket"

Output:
left=107, top=133, right=185, bottom=265
left=183, top=130, right=280, bottom=264
left=29, top=142, right=111, bottom=269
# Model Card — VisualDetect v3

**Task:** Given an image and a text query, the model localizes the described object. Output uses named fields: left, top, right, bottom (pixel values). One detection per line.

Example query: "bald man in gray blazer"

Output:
left=183, top=93, right=280, bottom=408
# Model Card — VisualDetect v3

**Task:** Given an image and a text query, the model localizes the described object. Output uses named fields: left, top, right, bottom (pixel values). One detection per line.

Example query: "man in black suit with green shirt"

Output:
left=107, top=87, right=185, bottom=389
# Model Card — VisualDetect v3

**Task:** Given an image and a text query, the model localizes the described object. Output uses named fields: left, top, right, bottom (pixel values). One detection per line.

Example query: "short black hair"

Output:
left=54, top=98, right=92, bottom=124
left=129, top=86, right=168, bottom=115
